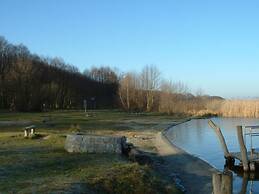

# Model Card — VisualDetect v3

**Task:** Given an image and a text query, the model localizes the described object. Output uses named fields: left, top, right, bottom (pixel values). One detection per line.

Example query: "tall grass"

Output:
left=159, top=96, right=259, bottom=118
left=170, top=99, right=259, bottom=118
left=219, top=100, right=259, bottom=118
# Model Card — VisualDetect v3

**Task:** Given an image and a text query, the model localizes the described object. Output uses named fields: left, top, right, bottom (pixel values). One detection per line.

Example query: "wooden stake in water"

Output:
left=237, top=125, right=249, bottom=171
left=212, top=171, right=233, bottom=194
left=208, top=120, right=230, bottom=158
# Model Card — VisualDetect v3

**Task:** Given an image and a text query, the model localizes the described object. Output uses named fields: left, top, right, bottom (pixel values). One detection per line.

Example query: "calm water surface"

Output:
left=166, top=117, right=259, bottom=194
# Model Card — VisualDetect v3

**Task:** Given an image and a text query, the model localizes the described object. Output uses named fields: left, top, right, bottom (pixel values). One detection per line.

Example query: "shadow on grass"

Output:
left=0, top=143, right=128, bottom=193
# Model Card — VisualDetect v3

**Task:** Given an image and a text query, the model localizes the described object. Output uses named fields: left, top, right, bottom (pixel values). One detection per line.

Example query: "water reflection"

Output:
left=213, top=170, right=257, bottom=194
left=228, top=163, right=259, bottom=194
left=166, top=118, right=259, bottom=193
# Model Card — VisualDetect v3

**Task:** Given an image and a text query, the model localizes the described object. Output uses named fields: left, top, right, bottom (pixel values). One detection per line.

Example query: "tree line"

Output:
left=0, top=36, right=224, bottom=115
left=0, top=36, right=118, bottom=111
left=118, top=65, right=224, bottom=115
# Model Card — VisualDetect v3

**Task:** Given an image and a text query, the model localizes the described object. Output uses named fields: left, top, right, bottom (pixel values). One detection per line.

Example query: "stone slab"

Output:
left=65, top=134, right=127, bottom=154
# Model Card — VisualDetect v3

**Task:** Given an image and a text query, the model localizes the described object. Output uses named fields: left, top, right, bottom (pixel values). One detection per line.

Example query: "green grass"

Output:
left=0, top=110, right=185, bottom=132
left=0, top=110, right=183, bottom=193
left=0, top=134, right=127, bottom=193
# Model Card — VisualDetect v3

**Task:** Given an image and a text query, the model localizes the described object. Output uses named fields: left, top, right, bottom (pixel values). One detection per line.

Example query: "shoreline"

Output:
left=162, top=118, right=219, bottom=169
left=155, top=119, right=219, bottom=194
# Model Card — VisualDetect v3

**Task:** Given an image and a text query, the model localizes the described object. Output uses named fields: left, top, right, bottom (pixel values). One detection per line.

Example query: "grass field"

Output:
left=0, top=110, right=185, bottom=193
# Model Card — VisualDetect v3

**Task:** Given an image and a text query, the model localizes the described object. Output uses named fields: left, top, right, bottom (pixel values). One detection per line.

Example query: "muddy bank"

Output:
left=155, top=122, right=218, bottom=194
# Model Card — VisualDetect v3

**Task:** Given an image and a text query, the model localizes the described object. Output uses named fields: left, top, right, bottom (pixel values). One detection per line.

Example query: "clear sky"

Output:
left=1, top=0, right=259, bottom=98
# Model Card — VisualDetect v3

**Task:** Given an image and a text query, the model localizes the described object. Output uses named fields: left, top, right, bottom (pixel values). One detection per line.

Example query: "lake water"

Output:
left=165, top=117, right=259, bottom=194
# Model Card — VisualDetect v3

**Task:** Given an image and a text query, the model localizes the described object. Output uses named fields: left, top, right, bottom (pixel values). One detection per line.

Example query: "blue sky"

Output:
left=1, top=0, right=259, bottom=98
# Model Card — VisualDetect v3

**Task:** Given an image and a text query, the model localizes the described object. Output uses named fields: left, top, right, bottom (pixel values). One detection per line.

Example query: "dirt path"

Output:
left=155, top=132, right=218, bottom=194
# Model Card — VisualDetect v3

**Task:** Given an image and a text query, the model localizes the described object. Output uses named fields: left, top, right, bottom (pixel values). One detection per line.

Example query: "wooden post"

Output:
left=208, top=120, right=230, bottom=157
left=30, top=128, right=35, bottom=136
left=24, top=129, right=28, bottom=137
left=212, top=171, right=232, bottom=194
left=212, top=173, right=221, bottom=194
left=237, top=126, right=249, bottom=171
left=221, top=171, right=232, bottom=194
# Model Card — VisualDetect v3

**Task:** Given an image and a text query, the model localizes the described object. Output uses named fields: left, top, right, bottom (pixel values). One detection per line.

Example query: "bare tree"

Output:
left=171, top=81, right=189, bottom=94
left=0, top=37, right=13, bottom=108
left=85, top=66, right=118, bottom=84
left=140, top=65, right=161, bottom=111
left=118, top=72, right=140, bottom=111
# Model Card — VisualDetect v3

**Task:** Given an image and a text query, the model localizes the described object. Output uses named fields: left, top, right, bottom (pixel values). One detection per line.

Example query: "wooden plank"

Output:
left=245, top=125, right=259, bottom=129
left=25, top=125, right=36, bottom=130
left=208, top=120, right=230, bottom=157
left=231, top=151, right=259, bottom=162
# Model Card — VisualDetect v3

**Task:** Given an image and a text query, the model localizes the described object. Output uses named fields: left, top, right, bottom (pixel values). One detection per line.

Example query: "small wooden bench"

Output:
left=24, top=125, right=36, bottom=137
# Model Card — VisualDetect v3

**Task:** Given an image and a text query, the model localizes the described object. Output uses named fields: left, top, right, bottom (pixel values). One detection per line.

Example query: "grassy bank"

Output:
left=0, top=110, right=185, bottom=193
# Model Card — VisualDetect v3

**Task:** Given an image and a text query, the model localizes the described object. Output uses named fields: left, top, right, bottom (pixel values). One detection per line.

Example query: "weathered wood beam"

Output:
left=212, top=171, right=233, bottom=194
left=236, top=125, right=249, bottom=171
left=208, top=120, right=230, bottom=158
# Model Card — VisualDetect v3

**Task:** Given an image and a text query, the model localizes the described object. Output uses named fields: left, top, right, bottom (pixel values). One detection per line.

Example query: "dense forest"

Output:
left=0, top=36, right=118, bottom=111
left=0, top=36, right=226, bottom=115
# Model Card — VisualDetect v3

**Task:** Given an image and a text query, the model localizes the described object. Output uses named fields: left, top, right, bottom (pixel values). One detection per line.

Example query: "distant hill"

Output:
left=200, top=95, right=225, bottom=101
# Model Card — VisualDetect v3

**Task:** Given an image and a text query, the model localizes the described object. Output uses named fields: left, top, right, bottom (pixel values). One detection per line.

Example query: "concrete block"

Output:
left=65, top=134, right=127, bottom=154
